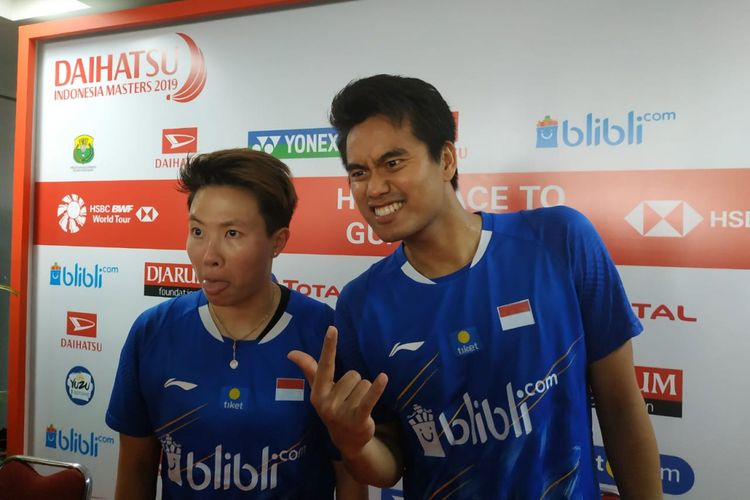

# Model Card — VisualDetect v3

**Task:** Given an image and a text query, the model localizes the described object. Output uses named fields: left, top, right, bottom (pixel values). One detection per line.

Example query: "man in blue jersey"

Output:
left=289, top=75, right=662, bottom=498
left=107, top=149, right=365, bottom=499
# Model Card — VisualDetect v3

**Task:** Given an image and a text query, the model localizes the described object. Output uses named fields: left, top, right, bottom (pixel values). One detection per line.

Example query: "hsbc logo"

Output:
left=635, top=366, right=683, bottom=418
left=162, top=127, right=197, bottom=154
left=67, top=311, right=97, bottom=337
left=625, top=200, right=703, bottom=237
left=136, top=206, right=159, bottom=222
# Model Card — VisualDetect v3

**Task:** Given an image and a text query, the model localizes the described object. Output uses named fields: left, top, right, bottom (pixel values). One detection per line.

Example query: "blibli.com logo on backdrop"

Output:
left=49, top=261, right=118, bottom=289
left=248, top=128, right=339, bottom=159
left=536, top=111, right=677, bottom=148
left=595, top=445, right=694, bottom=495
left=45, top=424, right=115, bottom=457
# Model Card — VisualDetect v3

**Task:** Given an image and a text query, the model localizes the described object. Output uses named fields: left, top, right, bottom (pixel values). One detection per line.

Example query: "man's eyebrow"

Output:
left=345, top=148, right=409, bottom=171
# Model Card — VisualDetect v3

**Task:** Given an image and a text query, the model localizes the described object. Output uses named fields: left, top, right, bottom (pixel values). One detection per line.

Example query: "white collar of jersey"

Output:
left=198, top=303, right=293, bottom=344
left=400, top=229, right=492, bottom=284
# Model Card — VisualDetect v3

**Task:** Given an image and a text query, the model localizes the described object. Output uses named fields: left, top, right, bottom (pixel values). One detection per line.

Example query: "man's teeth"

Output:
left=374, top=202, right=404, bottom=217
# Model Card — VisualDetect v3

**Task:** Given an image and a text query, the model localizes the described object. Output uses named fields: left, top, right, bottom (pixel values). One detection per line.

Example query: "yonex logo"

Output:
left=248, top=128, right=339, bottom=159
left=625, top=200, right=703, bottom=237
left=136, top=206, right=159, bottom=222
left=57, top=193, right=87, bottom=233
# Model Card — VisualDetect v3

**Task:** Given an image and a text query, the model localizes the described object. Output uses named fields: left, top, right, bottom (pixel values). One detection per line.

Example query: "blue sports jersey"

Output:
left=107, top=286, right=336, bottom=499
left=335, top=207, right=642, bottom=499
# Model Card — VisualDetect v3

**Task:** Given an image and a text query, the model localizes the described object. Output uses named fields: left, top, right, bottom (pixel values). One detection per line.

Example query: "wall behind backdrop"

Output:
left=12, top=0, right=750, bottom=498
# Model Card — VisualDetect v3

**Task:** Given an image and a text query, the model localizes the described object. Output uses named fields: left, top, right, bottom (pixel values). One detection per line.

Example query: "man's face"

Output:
left=186, top=185, right=282, bottom=307
left=345, top=115, right=455, bottom=243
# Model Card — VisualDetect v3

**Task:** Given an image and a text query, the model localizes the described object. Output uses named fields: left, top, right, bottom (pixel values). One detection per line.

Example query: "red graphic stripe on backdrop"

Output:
left=34, top=168, right=750, bottom=269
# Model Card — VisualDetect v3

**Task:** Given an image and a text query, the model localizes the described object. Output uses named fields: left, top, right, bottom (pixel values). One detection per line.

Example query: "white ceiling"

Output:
left=0, top=0, right=179, bottom=97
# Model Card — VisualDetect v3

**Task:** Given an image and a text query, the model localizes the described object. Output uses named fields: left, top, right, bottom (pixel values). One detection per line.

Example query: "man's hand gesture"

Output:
left=288, top=326, right=388, bottom=459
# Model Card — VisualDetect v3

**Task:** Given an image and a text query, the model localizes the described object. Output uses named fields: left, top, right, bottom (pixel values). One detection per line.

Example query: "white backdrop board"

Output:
left=24, top=0, right=750, bottom=498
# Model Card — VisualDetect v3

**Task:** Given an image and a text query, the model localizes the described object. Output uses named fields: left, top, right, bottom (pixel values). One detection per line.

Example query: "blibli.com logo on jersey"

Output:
left=451, top=328, right=481, bottom=356
left=49, top=261, right=118, bottom=288
left=408, top=383, right=540, bottom=458
left=45, top=424, right=115, bottom=457
left=160, top=433, right=308, bottom=492
left=536, top=111, right=676, bottom=148
left=221, top=386, right=248, bottom=411
left=248, top=128, right=339, bottom=159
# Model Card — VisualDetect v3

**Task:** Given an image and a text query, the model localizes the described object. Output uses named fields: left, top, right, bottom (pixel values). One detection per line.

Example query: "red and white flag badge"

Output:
left=497, top=299, right=535, bottom=331
left=275, top=378, right=305, bottom=401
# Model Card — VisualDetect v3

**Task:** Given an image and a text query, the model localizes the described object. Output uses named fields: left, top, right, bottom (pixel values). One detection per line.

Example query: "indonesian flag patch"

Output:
left=497, top=299, right=535, bottom=331
left=275, top=378, right=305, bottom=401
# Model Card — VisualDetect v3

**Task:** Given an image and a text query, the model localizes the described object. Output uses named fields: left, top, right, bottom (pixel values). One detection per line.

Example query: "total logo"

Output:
left=159, top=433, right=307, bottom=492
left=625, top=200, right=703, bottom=237
left=635, top=366, right=683, bottom=418
left=156, top=127, right=197, bottom=169
left=45, top=424, right=115, bottom=457
left=535, top=110, right=676, bottom=148
left=65, top=365, right=95, bottom=406
left=62, top=311, right=102, bottom=352
left=144, top=262, right=200, bottom=298
left=53, top=32, right=207, bottom=103
left=50, top=261, right=119, bottom=289
left=276, top=278, right=340, bottom=299
left=248, top=127, right=339, bottom=159
left=631, top=303, right=697, bottom=322
left=595, top=445, right=694, bottom=495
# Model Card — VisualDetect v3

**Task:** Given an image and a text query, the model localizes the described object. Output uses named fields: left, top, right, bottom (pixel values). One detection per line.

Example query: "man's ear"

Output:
left=271, top=227, right=290, bottom=257
left=441, top=141, right=457, bottom=183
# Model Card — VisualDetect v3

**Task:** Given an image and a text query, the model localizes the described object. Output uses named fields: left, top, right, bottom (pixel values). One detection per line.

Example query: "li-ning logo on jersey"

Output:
left=388, top=341, right=424, bottom=357
left=159, top=434, right=307, bottom=492
left=408, top=384, right=534, bottom=457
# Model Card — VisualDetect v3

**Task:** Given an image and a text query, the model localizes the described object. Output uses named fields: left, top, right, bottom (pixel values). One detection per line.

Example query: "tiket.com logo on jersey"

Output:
left=451, top=328, right=481, bottom=356
left=221, top=386, right=249, bottom=410
left=248, top=128, right=339, bottom=159
left=45, top=424, right=115, bottom=457
left=625, top=200, right=703, bottom=237
left=144, top=262, right=200, bottom=297
left=50, top=261, right=118, bottom=288
left=62, top=311, right=103, bottom=352
left=595, top=446, right=694, bottom=495
left=53, top=32, right=207, bottom=103
left=636, top=366, right=683, bottom=418
left=159, top=433, right=308, bottom=492
left=535, top=110, right=676, bottom=148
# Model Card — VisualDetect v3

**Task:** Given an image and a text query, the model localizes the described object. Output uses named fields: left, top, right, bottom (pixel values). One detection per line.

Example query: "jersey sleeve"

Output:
left=565, top=208, right=643, bottom=361
left=105, top=312, right=155, bottom=437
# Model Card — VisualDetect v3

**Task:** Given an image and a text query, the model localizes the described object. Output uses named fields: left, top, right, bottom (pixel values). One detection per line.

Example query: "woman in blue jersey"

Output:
left=107, top=149, right=365, bottom=499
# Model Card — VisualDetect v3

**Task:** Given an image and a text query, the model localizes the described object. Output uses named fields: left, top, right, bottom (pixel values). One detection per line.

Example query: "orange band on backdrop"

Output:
left=34, top=169, right=750, bottom=269
left=9, top=0, right=315, bottom=456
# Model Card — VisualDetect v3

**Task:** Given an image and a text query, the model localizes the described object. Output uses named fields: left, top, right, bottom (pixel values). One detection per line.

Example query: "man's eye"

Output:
left=386, top=159, right=401, bottom=168
left=227, top=229, right=239, bottom=237
left=190, top=227, right=202, bottom=236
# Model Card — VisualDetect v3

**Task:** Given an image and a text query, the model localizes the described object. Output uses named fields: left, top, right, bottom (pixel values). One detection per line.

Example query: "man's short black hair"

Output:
left=330, top=74, right=458, bottom=190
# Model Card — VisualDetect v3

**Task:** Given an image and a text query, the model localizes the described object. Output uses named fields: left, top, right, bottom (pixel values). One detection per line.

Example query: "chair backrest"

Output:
left=0, top=454, right=92, bottom=500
